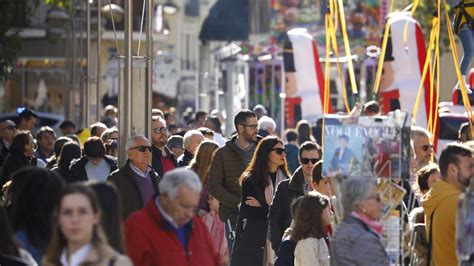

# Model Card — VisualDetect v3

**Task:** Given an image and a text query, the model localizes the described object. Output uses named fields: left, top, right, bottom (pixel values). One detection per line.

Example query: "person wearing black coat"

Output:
left=51, top=142, right=81, bottom=183
left=69, top=137, right=118, bottom=182
left=231, top=136, right=290, bottom=266
left=268, top=167, right=305, bottom=253
left=0, top=131, right=36, bottom=188
left=268, top=141, right=321, bottom=253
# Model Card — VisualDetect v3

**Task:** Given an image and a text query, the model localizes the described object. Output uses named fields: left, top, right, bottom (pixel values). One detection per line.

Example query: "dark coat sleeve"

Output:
left=239, top=178, right=268, bottom=221
left=269, top=180, right=288, bottom=253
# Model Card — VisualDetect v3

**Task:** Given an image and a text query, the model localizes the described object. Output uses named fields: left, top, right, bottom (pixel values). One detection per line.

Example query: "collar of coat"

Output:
left=288, top=166, right=305, bottom=193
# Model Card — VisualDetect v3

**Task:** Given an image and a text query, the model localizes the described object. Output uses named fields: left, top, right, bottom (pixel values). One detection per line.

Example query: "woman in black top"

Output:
left=1, top=131, right=36, bottom=187
left=231, top=136, right=290, bottom=266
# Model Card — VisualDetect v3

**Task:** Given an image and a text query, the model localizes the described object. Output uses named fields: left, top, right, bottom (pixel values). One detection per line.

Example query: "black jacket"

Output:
left=0, top=151, right=34, bottom=187
left=69, top=155, right=118, bottom=182
left=108, top=161, right=160, bottom=219
left=177, top=149, right=193, bottom=167
left=231, top=177, right=270, bottom=266
left=151, top=145, right=177, bottom=177
left=268, top=166, right=305, bottom=253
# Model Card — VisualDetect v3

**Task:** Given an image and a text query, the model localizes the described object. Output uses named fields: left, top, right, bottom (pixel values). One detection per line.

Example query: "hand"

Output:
left=245, top=197, right=261, bottom=207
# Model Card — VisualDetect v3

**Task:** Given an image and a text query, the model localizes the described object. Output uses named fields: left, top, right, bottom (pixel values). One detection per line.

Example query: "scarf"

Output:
left=264, top=169, right=287, bottom=205
left=351, top=211, right=383, bottom=235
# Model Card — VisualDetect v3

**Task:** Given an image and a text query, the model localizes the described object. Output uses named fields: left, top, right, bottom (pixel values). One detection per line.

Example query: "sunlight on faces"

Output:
left=359, top=188, right=383, bottom=221
left=300, top=149, right=320, bottom=179
left=238, top=117, right=259, bottom=143
left=152, top=118, right=168, bottom=147
left=58, top=193, right=100, bottom=247
left=161, top=185, right=200, bottom=227
left=312, top=178, right=332, bottom=197
left=189, top=135, right=205, bottom=155
left=128, top=137, right=152, bottom=169
left=450, top=156, right=474, bottom=191
left=427, top=170, right=440, bottom=188
left=414, top=135, right=433, bottom=167
left=268, top=143, right=286, bottom=169
left=38, top=132, right=56, bottom=152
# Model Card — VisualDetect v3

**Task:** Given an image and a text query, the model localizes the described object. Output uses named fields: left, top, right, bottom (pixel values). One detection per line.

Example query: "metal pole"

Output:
left=96, top=0, right=102, bottom=121
left=119, top=0, right=133, bottom=166
left=86, top=0, right=91, bottom=128
left=145, top=0, right=153, bottom=139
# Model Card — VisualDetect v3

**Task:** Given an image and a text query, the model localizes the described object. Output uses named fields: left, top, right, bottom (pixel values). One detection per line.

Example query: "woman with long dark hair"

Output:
left=43, top=184, right=131, bottom=265
left=0, top=203, right=37, bottom=265
left=292, top=193, right=331, bottom=266
left=87, top=182, right=125, bottom=253
left=51, top=142, right=82, bottom=183
left=231, top=136, right=290, bottom=266
left=8, top=167, right=64, bottom=263
left=296, top=120, right=315, bottom=145
left=1, top=131, right=36, bottom=187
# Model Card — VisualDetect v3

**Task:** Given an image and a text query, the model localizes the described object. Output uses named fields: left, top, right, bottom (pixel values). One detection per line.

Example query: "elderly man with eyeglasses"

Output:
left=151, top=115, right=177, bottom=177
left=411, top=126, right=434, bottom=171
left=108, top=135, right=160, bottom=220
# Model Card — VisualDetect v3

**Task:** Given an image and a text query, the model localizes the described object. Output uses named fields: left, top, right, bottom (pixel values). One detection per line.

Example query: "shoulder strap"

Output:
left=426, top=208, right=436, bottom=266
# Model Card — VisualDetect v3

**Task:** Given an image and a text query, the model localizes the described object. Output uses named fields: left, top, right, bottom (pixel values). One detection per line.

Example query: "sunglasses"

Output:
left=417, top=144, right=434, bottom=151
left=271, top=148, right=287, bottom=155
left=130, top=145, right=152, bottom=152
left=301, top=158, right=319, bottom=165
left=153, top=127, right=168, bottom=134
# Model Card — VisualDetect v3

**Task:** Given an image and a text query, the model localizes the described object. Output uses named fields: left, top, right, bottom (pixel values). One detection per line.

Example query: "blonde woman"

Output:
left=187, top=140, right=220, bottom=213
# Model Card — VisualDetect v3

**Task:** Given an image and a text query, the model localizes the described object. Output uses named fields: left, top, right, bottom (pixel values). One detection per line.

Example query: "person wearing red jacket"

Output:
left=125, top=168, right=220, bottom=266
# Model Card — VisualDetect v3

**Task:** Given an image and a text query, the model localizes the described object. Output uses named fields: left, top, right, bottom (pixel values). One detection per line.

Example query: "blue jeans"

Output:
left=459, top=24, right=474, bottom=75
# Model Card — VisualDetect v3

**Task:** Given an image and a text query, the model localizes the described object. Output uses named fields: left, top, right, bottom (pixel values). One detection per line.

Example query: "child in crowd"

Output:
left=200, top=194, right=229, bottom=265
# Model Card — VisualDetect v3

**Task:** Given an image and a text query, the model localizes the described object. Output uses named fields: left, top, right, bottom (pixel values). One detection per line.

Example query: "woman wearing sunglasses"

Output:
left=330, top=177, right=388, bottom=265
left=231, top=136, right=290, bottom=266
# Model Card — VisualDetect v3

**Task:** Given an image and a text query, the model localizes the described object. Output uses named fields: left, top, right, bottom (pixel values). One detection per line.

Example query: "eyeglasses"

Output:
left=417, top=144, right=434, bottom=151
left=130, top=146, right=152, bottom=152
left=271, top=148, right=287, bottom=155
left=366, top=194, right=381, bottom=202
left=301, top=158, right=319, bottom=165
left=241, top=124, right=259, bottom=130
left=153, top=127, right=168, bottom=134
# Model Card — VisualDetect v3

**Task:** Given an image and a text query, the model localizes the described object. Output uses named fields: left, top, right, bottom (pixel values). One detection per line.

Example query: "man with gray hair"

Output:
left=411, top=126, right=434, bottom=170
left=108, top=135, right=160, bottom=219
left=177, top=129, right=204, bottom=167
left=125, top=168, right=219, bottom=266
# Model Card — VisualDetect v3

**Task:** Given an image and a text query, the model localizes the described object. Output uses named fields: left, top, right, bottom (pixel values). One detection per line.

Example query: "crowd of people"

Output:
left=0, top=102, right=473, bottom=265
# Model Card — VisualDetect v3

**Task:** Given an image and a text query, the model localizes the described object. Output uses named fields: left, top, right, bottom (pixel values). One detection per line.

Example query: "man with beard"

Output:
left=421, top=143, right=473, bottom=266
left=151, top=116, right=177, bottom=177
left=208, top=109, right=261, bottom=250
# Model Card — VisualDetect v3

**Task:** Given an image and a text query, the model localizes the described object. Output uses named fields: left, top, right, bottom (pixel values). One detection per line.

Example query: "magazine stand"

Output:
left=322, top=111, right=411, bottom=264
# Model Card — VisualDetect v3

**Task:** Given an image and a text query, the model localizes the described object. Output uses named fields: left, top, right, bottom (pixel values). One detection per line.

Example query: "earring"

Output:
left=362, top=208, right=367, bottom=213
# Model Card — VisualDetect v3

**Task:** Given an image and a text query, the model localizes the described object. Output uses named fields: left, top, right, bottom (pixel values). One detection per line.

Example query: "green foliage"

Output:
left=44, top=0, right=72, bottom=10
left=0, top=0, right=38, bottom=82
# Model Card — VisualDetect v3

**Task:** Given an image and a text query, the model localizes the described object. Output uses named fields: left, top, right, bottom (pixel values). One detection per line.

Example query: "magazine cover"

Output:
left=322, top=111, right=410, bottom=180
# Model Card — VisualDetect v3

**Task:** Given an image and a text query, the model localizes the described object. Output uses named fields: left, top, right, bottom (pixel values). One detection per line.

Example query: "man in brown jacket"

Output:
left=108, top=135, right=160, bottom=219
left=208, top=109, right=261, bottom=250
